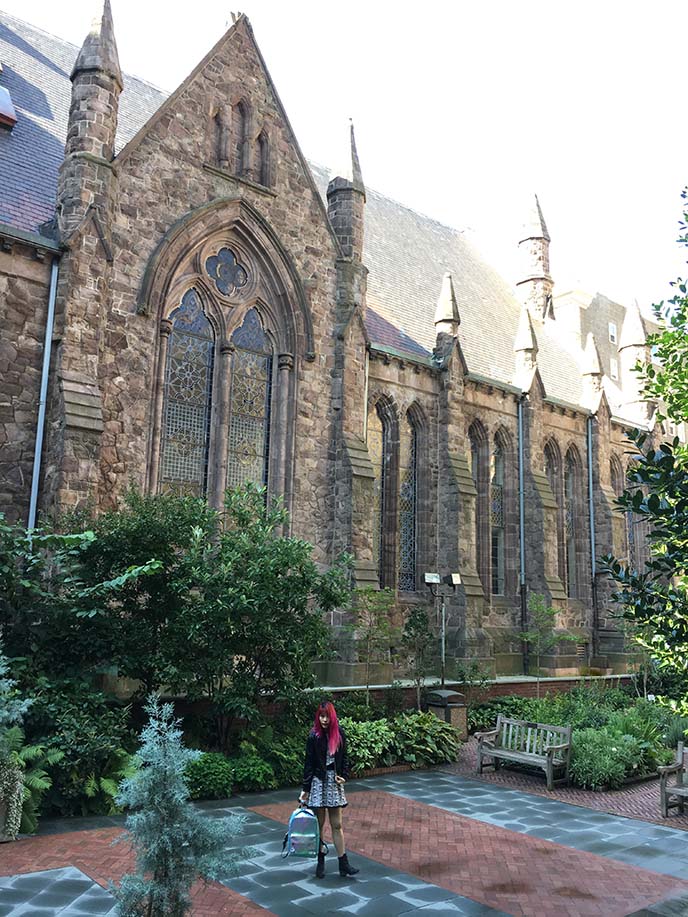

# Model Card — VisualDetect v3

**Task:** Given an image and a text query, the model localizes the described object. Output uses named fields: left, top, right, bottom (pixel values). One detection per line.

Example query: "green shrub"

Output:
left=336, top=692, right=385, bottom=722
left=468, top=695, right=532, bottom=733
left=24, top=679, right=135, bottom=817
left=392, top=712, right=459, bottom=766
left=229, top=742, right=277, bottom=792
left=339, top=717, right=395, bottom=772
left=570, top=728, right=630, bottom=790
left=185, top=752, right=234, bottom=801
left=664, top=716, right=688, bottom=749
left=266, top=734, right=304, bottom=787
left=382, top=682, right=407, bottom=719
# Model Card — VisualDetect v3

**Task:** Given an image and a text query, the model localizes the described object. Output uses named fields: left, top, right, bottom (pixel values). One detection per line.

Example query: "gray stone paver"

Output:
left=2, top=771, right=688, bottom=915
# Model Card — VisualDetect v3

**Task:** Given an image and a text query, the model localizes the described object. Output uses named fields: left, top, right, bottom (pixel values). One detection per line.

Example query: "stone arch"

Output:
left=144, top=200, right=313, bottom=510
left=564, top=444, right=585, bottom=598
left=367, top=393, right=400, bottom=589
left=468, top=418, right=489, bottom=596
left=231, top=98, right=250, bottom=175
left=544, top=437, right=565, bottom=583
left=491, top=426, right=514, bottom=597
left=256, top=128, right=271, bottom=187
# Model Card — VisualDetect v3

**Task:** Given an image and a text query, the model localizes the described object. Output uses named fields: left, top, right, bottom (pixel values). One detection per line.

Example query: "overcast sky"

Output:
left=2, top=0, right=687, bottom=312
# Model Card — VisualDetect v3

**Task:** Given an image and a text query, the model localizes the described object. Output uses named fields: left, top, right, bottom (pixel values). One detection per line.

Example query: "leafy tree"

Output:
left=401, top=605, right=434, bottom=709
left=350, top=588, right=398, bottom=707
left=113, top=697, right=248, bottom=917
left=519, top=593, right=576, bottom=698
left=162, top=485, right=351, bottom=749
left=601, top=189, right=688, bottom=713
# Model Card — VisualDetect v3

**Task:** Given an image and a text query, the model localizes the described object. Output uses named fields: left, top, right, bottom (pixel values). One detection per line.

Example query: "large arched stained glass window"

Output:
left=565, top=451, right=579, bottom=597
left=490, top=443, right=506, bottom=595
left=367, top=406, right=386, bottom=580
left=227, top=309, right=273, bottom=489
left=398, top=416, right=418, bottom=592
left=160, top=289, right=215, bottom=496
left=469, top=422, right=489, bottom=596
left=544, top=441, right=565, bottom=583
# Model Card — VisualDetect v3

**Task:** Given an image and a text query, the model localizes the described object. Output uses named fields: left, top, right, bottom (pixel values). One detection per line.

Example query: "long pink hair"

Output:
left=313, top=701, right=341, bottom=756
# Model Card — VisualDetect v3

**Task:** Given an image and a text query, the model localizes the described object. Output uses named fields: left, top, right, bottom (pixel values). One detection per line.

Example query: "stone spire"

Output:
left=58, top=0, right=123, bottom=235
left=516, top=193, right=554, bottom=322
left=513, top=305, right=538, bottom=383
left=327, top=120, right=366, bottom=260
left=434, top=272, right=460, bottom=335
left=581, top=332, right=602, bottom=408
left=618, top=298, right=647, bottom=350
left=618, top=299, right=651, bottom=422
left=71, top=0, right=123, bottom=91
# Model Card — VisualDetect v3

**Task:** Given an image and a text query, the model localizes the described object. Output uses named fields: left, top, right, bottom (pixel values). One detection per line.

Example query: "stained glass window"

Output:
left=160, top=289, right=214, bottom=496
left=205, top=248, right=249, bottom=297
left=565, top=453, right=578, bottom=597
left=367, top=407, right=385, bottom=578
left=227, top=309, right=273, bottom=489
left=491, top=443, right=505, bottom=595
left=398, top=416, right=417, bottom=592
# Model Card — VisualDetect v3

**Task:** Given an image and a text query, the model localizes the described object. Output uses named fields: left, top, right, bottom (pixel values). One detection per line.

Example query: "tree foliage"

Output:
left=602, top=189, right=688, bottom=706
left=401, top=605, right=434, bottom=710
left=113, top=697, right=248, bottom=917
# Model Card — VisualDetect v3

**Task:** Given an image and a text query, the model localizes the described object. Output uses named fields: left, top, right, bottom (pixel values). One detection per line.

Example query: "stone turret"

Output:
left=516, top=194, right=553, bottom=322
left=581, top=331, right=602, bottom=409
left=513, top=304, right=538, bottom=388
left=434, top=272, right=460, bottom=336
left=327, top=120, right=366, bottom=261
left=56, top=0, right=122, bottom=236
left=618, top=299, right=651, bottom=422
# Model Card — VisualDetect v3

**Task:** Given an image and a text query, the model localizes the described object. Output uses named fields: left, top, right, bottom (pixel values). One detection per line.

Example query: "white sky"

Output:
left=2, top=0, right=687, bottom=311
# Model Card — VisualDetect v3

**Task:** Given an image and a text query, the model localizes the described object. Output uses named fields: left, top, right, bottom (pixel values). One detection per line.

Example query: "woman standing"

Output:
left=299, top=700, right=359, bottom=878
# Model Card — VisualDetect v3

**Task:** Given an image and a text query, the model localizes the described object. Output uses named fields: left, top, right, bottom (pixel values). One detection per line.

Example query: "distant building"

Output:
left=0, top=5, right=664, bottom=679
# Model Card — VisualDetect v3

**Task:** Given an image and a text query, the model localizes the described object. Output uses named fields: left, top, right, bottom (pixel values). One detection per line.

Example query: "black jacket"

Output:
left=302, top=728, right=349, bottom=792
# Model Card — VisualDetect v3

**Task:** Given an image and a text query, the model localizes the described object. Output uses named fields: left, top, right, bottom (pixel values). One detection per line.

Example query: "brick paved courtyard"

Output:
left=2, top=771, right=688, bottom=915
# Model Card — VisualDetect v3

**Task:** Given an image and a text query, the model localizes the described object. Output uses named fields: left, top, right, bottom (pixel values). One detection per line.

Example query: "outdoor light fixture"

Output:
left=424, top=571, right=461, bottom=687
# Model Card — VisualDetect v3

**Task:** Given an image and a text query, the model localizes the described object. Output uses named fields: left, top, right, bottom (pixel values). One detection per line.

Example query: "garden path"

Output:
left=2, top=771, right=688, bottom=915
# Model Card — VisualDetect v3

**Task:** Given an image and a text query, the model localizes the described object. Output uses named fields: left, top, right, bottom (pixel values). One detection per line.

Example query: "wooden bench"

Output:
left=475, top=715, right=572, bottom=791
left=658, top=741, right=687, bottom=818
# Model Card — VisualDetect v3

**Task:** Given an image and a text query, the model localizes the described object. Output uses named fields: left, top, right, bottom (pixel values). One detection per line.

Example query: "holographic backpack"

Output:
left=281, top=804, right=321, bottom=858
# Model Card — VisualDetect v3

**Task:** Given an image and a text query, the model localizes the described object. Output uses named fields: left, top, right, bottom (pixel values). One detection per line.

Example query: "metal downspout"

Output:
left=587, top=414, right=599, bottom=659
left=517, top=394, right=529, bottom=674
left=27, top=257, right=59, bottom=531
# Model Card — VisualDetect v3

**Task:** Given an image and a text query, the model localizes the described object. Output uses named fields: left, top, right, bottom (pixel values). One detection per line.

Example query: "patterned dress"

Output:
left=307, top=751, right=348, bottom=808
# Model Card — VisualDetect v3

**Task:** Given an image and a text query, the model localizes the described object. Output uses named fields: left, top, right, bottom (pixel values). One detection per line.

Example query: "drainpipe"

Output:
left=587, top=414, right=599, bottom=659
left=27, top=257, right=59, bottom=532
left=517, top=394, right=529, bottom=674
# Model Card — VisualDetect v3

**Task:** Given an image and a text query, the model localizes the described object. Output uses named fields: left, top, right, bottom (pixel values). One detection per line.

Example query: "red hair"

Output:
left=313, top=701, right=341, bottom=756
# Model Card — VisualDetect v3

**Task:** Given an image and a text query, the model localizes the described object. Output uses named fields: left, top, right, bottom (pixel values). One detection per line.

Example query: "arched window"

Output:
left=610, top=455, right=629, bottom=562
left=232, top=101, right=249, bottom=175
left=213, top=111, right=227, bottom=169
left=256, top=130, right=270, bottom=187
left=398, top=415, right=418, bottom=592
left=564, top=450, right=579, bottom=597
left=468, top=421, right=489, bottom=596
left=490, top=442, right=506, bottom=595
left=160, top=289, right=215, bottom=496
left=226, top=309, right=273, bottom=489
left=367, top=404, right=386, bottom=581
left=544, top=439, right=565, bottom=583
left=367, top=400, right=398, bottom=588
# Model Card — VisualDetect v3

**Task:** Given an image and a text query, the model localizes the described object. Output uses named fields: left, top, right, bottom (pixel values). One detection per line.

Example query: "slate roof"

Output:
left=0, top=10, right=602, bottom=411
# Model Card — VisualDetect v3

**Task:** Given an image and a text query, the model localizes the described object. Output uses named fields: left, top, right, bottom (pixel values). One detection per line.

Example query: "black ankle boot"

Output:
left=315, top=850, right=325, bottom=878
left=338, top=853, right=359, bottom=877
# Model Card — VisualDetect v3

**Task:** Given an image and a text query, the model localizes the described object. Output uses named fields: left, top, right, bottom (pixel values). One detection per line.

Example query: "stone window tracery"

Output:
left=544, top=440, right=565, bottom=584
left=398, top=415, right=417, bottom=592
left=160, top=289, right=215, bottom=496
left=468, top=422, right=489, bottom=597
left=490, top=443, right=505, bottom=595
left=564, top=450, right=579, bottom=597
left=232, top=100, right=249, bottom=175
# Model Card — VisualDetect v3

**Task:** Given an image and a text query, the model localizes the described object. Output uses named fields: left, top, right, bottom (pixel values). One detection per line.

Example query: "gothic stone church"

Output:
left=0, top=5, right=658, bottom=679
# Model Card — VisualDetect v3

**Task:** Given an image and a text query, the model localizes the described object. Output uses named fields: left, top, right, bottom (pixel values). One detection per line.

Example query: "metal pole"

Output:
left=441, top=596, right=446, bottom=687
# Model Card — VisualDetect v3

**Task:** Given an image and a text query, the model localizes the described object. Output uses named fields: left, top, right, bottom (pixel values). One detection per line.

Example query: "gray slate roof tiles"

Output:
left=0, top=10, right=592, bottom=410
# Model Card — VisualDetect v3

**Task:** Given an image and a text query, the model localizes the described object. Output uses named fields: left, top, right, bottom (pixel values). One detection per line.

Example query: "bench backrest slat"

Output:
left=494, top=716, right=571, bottom=753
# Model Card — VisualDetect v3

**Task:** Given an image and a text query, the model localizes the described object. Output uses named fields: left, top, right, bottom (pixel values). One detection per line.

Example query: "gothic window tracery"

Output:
left=468, top=421, right=489, bottom=597
left=544, top=440, right=565, bottom=583
left=205, top=247, right=249, bottom=297
left=367, top=407, right=385, bottom=579
left=490, top=442, right=506, bottom=595
left=232, top=100, right=249, bottom=175
left=160, top=289, right=215, bottom=496
left=398, top=415, right=417, bottom=592
left=227, top=309, right=273, bottom=489
left=564, top=449, right=579, bottom=597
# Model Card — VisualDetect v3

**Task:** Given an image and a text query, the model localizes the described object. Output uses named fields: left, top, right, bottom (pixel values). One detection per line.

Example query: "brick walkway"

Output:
left=444, top=736, right=688, bottom=830
left=252, top=790, right=688, bottom=917
left=0, top=827, right=272, bottom=916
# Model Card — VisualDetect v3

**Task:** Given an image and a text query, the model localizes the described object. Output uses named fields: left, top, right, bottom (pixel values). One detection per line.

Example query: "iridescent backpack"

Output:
left=281, top=804, right=322, bottom=858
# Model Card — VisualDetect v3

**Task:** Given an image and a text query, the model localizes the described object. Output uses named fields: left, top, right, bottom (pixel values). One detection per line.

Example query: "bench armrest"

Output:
left=658, top=763, right=683, bottom=776
left=545, top=742, right=570, bottom=754
left=475, top=728, right=498, bottom=742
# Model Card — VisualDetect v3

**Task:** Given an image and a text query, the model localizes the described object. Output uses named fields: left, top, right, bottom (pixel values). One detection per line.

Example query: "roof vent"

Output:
left=0, top=63, right=18, bottom=129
